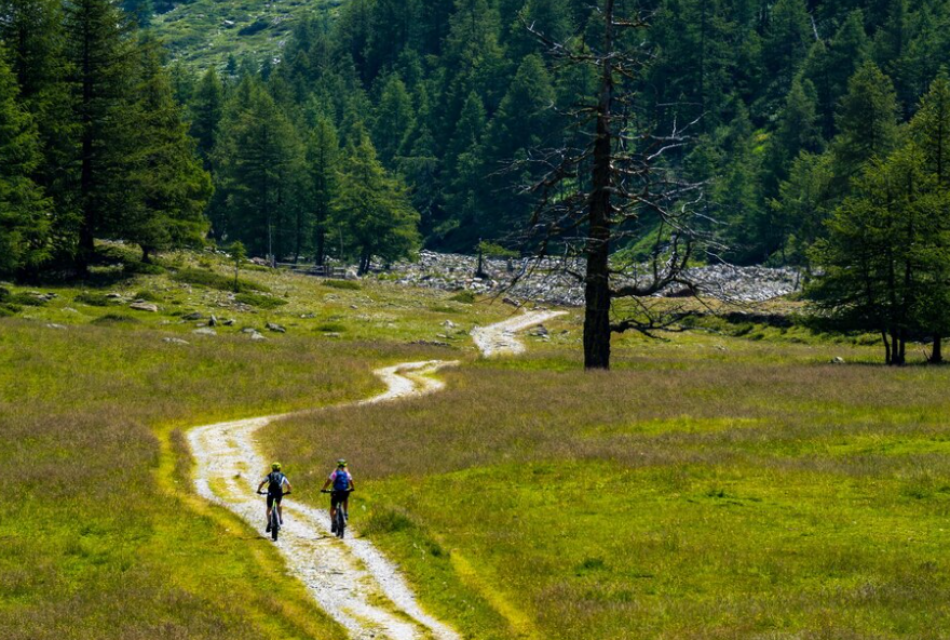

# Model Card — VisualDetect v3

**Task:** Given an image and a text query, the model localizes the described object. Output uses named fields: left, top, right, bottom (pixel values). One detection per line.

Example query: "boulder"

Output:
left=266, top=322, right=286, bottom=333
left=45, top=323, right=67, bottom=330
left=208, top=315, right=218, bottom=327
left=250, top=332, right=267, bottom=341
left=183, top=312, right=204, bottom=321
left=130, top=301, right=159, bottom=313
left=193, top=328, right=217, bottom=336
left=831, top=357, right=846, bottom=365
left=163, top=337, right=190, bottom=345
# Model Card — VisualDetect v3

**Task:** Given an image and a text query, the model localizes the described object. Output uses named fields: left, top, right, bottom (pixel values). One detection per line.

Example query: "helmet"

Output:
left=337, top=458, right=347, bottom=468
left=272, top=462, right=282, bottom=471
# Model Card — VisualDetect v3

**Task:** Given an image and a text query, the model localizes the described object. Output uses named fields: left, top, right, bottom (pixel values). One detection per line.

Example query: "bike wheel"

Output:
left=336, top=509, right=345, bottom=539
left=272, top=514, right=280, bottom=541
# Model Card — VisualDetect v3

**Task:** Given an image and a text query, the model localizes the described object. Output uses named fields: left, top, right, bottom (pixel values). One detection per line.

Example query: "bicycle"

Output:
left=322, top=489, right=352, bottom=539
left=258, top=491, right=290, bottom=541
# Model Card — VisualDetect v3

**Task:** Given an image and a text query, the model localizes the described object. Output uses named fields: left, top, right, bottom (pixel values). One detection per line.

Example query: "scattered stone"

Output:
left=410, top=340, right=451, bottom=348
left=345, top=268, right=360, bottom=281
left=441, top=320, right=457, bottom=329
left=106, top=293, right=123, bottom=299
left=250, top=332, right=267, bottom=341
left=324, top=332, right=342, bottom=338
left=63, top=307, right=78, bottom=313
left=45, top=323, right=67, bottom=330
left=530, top=325, right=549, bottom=337
left=350, top=305, right=359, bottom=310
left=163, top=337, right=190, bottom=345
left=832, top=357, right=846, bottom=364
left=130, top=301, right=159, bottom=313
left=502, top=297, right=521, bottom=307
left=193, top=328, right=217, bottom=336
left=300, top=313, right=316, bottom=319
left=208, top=315, right=218, bottom=327
left=223, top=319, right=236, bottom=326
left=266, top=322, right=286, bottom=333
left=183, top=312, right=203, bottom=321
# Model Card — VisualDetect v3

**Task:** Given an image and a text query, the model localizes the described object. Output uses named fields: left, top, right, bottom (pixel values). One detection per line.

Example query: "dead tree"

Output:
left=520, top=0, right=707, bottom=370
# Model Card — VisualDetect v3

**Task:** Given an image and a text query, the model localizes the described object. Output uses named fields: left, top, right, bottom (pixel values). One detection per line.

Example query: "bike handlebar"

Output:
left=321, top=489, right=353, bottom=494
left=257, top=491, right=292, bottom=496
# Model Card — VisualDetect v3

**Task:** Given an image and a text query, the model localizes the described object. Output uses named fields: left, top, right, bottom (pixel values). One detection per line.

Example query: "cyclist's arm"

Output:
left=348, top=477, right=355, bottom=491
left=284, top=478, right=293, bottom=493
left=321, top=478, right=332, bottom=491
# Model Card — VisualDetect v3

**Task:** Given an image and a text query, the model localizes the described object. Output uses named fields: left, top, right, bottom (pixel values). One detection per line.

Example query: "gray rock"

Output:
left=250, top=332, right=267, bottom=341
left=241, top=327, right=258, bottom=334
left=130, top=301, right=159, bottom=313
left=163, top=337, right=190, bottom=345
left=223, top=319, right=236, bottom=326
left=106, top=292, right=123, bottom=299
left=265, top=322, right=286, bottom=333
left=183, top=312, right=203, bottom=321
left=208, top=315, right=218, bottom=327
left=832, top=357, right=846, bottom=364
left=193, top=328, right=217, bottom=336
left=441, top=320, right=457, bottom=329
left=45, top=323, right=67, bottom=330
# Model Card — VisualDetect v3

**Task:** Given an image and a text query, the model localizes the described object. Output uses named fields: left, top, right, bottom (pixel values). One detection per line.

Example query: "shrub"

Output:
left=317, top=322, right=347, bottom=333
left=125, top=261, right=165, bottom=275
left=7, top=293, right=47, bottom=307
left=75, top=292, right=116, bottom=307
left=361, top=507, right=415, bottom=536
left=172, top=268, right=269, bottom=293
left=324, top=279, right=361, bottom=291
left=234, top=292, right=287, bottom=309
left=449, top=291, right=476, bottom=304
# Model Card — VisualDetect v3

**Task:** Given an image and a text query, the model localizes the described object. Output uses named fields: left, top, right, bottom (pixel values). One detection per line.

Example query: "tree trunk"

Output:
left=932, top=335, right=943, bottom=364
left=583, top=0, right=616, bottom=372
left=141, top=246, right=152, bottom=264
left=315, top=228, right=326, bottom=267
left=882, top=330, right=891, bottom=365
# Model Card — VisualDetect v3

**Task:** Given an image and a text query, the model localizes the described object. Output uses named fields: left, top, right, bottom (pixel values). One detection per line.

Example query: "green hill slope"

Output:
left=151, top=0, right=336, bottom=67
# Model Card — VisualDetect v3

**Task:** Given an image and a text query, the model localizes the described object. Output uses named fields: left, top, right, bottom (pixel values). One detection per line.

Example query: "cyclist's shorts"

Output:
left=330, top=490, right=349, bottom=508
left=267, top=493, right=283, bottom=508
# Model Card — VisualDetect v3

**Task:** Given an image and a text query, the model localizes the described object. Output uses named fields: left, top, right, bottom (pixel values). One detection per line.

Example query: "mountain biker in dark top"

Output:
left=321, top=459, right=354, bottom=533
left=257, top=462, right=292, bottom=532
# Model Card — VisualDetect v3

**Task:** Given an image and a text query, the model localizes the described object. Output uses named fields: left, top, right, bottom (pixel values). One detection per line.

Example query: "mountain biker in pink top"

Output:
left=321, top=459, right=354, bottom=533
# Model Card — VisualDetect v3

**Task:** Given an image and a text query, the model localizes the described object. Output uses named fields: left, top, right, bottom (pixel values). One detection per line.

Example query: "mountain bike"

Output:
left=258, top=491, right=290, bottom=541
left=322, top=489, right=352, bottom=539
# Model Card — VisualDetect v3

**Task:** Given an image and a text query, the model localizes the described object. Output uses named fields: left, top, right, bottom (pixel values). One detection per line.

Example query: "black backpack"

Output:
left=267, top=471, right=286, bottom=494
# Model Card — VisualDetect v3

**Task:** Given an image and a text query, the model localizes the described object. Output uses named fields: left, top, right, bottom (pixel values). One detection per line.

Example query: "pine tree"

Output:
left=372, top=75, right=415, bottom=167
left=831, top=61, right=900, bottom=190
left=0, top=48, right=51, bottom=275
left=64, top=0, right=138, bottom=273
left=331, top=127, right=421, bottom=274
left=764, top=77, right=822, bottom=196
left=306, top=115, right=339, bottom=266
left=190, top=67, right=223, bottom=164
left=909, top=70, right=950, bottom=362
left=759, top=0, right=811, bottom=112
left=124, top=38, right=212, bottom=262
left=0, top=0, right=78, bottom=259
left=215, top=84, right=303, bottom=260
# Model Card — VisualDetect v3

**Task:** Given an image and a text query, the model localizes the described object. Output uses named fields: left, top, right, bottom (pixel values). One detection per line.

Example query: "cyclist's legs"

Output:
left=266, top=494, right=275, bottom=521
left=275, top=495, right=284, bottom=522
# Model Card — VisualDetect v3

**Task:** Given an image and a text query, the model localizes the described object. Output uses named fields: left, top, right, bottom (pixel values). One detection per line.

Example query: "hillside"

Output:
left=151, top=0, right=335, bottom=67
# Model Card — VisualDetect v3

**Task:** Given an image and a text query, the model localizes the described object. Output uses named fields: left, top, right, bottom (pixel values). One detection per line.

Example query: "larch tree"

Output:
left=523, top=0, right=703, bottom=370
left=0, top=46, right=51, bottom=275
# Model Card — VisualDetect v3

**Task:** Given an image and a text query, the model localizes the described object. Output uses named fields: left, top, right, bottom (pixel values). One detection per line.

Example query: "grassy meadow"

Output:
left=4, top=247, right=948, bottom=639
left=0, top=250, right=508, bottom=639
left=271, top=318, right=950, bottom=640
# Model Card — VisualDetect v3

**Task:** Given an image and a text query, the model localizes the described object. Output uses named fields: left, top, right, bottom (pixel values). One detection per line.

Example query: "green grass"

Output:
left=235, top=291, right=288, bottom=309
left=270, top=335, right=950, bottom=639
left=151, top=0, right=337, bottom=68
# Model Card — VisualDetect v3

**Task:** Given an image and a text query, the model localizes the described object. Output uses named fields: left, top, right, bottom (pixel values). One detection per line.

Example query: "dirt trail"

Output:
left=188, top=310, right=561, bottom=640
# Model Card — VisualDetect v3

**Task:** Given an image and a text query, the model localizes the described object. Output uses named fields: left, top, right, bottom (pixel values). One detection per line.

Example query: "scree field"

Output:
left=2, top=250, right=949, bottom=639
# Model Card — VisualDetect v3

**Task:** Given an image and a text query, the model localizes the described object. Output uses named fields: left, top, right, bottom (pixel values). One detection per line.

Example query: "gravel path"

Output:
left=188, top=311, right=559, bottom=640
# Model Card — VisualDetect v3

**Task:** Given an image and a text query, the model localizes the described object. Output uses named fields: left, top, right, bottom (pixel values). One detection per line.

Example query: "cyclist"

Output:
left=321, top=459, right=354, bottom=533
left=257, top=462, right=292, bottom=532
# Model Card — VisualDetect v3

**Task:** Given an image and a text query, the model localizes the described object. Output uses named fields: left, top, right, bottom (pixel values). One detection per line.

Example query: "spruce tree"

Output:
left=331, top=127, right=421, bottom=274
left=64, top=0, right=138, bottom=273
left=0, top=48, right=51, bottom=275
left=190, top=67, right=223, bottom=165
left=306, top=115, right=339, bottom=266
left=124, top=38, right=212, bottom=262
left=372, top=75, right=415, bottom=168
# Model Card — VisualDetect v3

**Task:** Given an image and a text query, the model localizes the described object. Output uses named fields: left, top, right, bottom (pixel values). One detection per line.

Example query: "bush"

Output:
left=7, top=293, right=47, bottom=307
left=317, top=322, right=346, bottom=333
left=172, top=268, right=269, bottom=293
left=449, top=291, right=476, bottom=304
left=234, top=292, right=287, bottom=309
left=75, top=292, right=116, bottom=307
left=323, top=279, right=361, bottom=291
left=361, top=507, right=415, bottom=536
left=125, top=261, right=165, bottom=276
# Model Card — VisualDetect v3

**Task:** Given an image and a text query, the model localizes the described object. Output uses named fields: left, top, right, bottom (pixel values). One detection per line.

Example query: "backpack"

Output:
left=333, top=470, right=350, bottom=492
left=267, top=471, right=286, bottom=494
